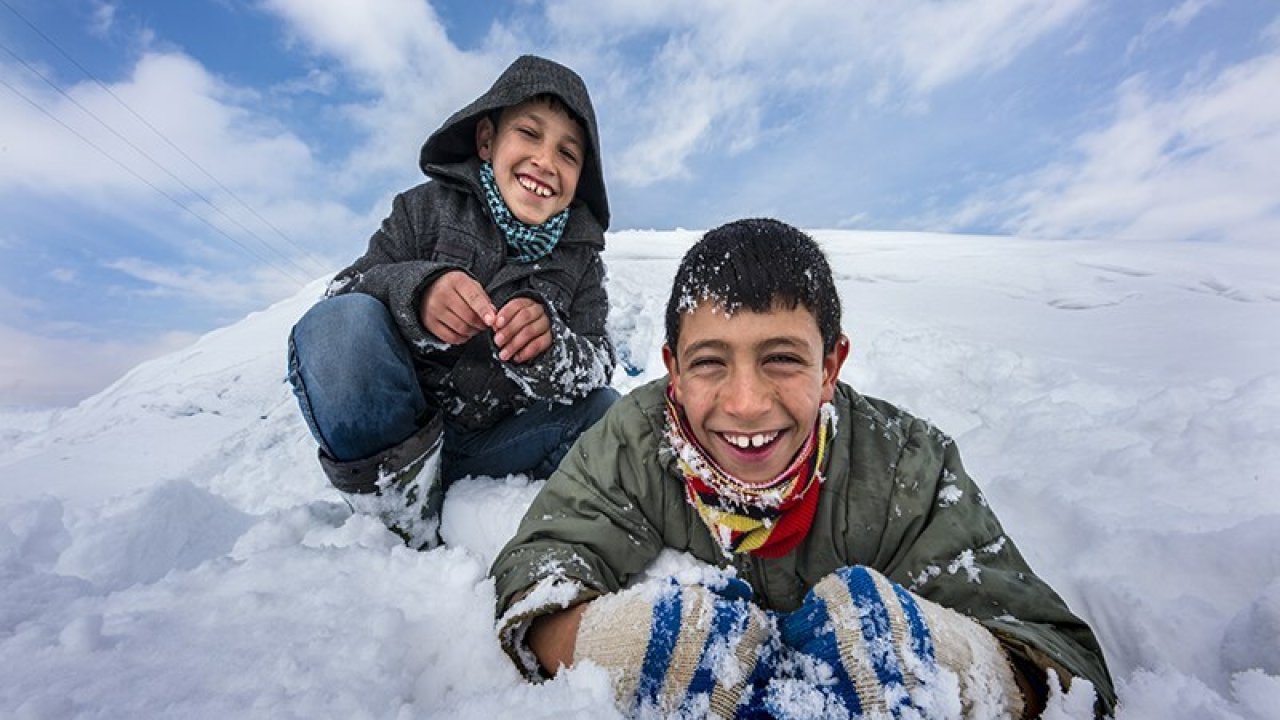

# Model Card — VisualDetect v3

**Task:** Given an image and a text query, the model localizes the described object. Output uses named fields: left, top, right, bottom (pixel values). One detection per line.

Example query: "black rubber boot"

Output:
left=318, top=415, right=445, bottom=550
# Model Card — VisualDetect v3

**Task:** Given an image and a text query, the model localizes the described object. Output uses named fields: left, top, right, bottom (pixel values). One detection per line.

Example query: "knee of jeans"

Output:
left=292, top=295, right=408, bottom=373
left=583, top=386, right=621, bottom=424
left=293, top=294, right=421, bottom=406
left=294, top=294, right=391, bottom=347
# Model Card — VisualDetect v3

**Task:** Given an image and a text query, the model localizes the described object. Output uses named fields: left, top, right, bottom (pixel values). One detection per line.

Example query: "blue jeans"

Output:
left=288, top=293, right=618, bottom=484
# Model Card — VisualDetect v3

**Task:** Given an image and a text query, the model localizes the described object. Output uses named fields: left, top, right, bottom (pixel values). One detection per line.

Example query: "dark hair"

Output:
left=664, top=218, right=843, bottom=356
left=492, top=94, right=589, bottom=155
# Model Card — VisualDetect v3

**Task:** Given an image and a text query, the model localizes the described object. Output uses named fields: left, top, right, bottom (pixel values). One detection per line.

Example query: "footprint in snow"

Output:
left=1185, top=279, right=1264, bottom=303
left=1047, top=292, right=1140, bottom=310
left=1076, top=261, right=1154, bottom=278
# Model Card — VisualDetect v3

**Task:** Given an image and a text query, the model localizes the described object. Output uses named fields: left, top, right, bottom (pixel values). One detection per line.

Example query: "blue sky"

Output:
left=2, top=0, right=1278, bottom=407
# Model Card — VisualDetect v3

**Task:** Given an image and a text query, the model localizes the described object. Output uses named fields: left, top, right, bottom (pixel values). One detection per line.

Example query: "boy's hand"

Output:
left=494, top=297, right=552, bottom=363
left=777, top=565, right=1025, bottom=718
left=421, top=271, right=496, bottom=343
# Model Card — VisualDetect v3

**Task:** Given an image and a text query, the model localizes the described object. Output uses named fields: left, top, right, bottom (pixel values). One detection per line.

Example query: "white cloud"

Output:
left=103, top=257, right=303, bottom=310
left=1164, top=0, right=1218, bottom=29
left=894, top=0, right=1091, bottom=94
left=269, top=67, right=338, bottom=96
left=0, top=51, right=316, bottom=203
left=962, top=45, right=1280, bottom=244
left=259, top=0, right=507, bottom=184
left=837, top=212, right=870, bottom=229
left=1129, top=0, right=1219, bottom=56
left=0, top=46, right=364, bottom=281
left=255, top=0, right=1095, bottom=190
left=613, top=69, right=758, bottom=185
left=532, top=0, right=1094, bottom=185
left=0, top=286, right=42, bottom=322
left=89, top=1, right=118, bottom=37
left=262, top=0, right=452, bottom=83
left=0, top=322, right=196, bottom=408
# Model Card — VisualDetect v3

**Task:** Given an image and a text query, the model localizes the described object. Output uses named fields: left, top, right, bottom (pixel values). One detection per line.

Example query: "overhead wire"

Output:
left=0, top=43, right=320, bottom=284
left=0, top=0, right=331, bottom=282
left=0, top=71, right=313, bottom=287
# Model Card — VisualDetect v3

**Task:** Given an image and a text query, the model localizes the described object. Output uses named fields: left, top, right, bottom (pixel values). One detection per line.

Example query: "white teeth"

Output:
left=519, top=176, right=553, bottom=197
left=723, top=431, right=778, bottom=449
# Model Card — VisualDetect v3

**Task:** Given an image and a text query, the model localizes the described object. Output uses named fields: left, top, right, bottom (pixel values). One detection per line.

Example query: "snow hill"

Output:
left=2, top=230, right=1278, bottom=718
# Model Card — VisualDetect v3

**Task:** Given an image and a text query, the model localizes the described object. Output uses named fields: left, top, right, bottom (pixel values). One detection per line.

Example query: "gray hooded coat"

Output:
left=326, top=56, right=615, bottom=432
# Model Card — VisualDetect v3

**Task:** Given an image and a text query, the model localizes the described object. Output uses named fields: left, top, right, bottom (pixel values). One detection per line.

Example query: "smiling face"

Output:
left=663, top=301, right=849, bottom=485
left=475, top=97, right=585, bottom=225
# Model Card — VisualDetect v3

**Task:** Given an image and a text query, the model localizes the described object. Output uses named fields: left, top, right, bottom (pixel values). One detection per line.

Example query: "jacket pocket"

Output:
left=431, top=229, right=478, bottom=268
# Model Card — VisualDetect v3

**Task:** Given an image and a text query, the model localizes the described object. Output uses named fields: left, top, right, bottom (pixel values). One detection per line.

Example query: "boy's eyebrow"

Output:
left=681, top=338, right=731, bottom=356
left=681, top=335, right=810, bottom=356
left=758, top=336, right=809, bottom=351
left=513, top=108, right=585, bottom=148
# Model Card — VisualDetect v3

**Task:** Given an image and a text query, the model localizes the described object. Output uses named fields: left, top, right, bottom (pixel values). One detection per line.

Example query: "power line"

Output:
left=0, top=73, right=313, bottom=286
left=1, top=0, right=330, bottom=278
left=0, top=41, right=322, bottom=283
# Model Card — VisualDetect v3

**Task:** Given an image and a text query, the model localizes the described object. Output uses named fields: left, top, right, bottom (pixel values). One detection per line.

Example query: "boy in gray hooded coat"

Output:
left=288, top=56, right=618, bottom=550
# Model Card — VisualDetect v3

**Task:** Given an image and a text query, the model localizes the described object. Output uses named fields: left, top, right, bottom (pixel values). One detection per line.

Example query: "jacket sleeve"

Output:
left=880, top=418, right=1117, bottom=715
left=488, top=397, right=667, bottom=675
left=326, top=188, right=468, bottom=353
left=497, top=250, right=616, bottom=402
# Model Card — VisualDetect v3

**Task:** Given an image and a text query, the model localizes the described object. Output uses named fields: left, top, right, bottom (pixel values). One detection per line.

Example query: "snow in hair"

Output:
left=664, top=218, right=843, bottom=353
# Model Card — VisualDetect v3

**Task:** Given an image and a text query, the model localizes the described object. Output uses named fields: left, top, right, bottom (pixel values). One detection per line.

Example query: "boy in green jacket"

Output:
left=490, top=218, right=1115, bottom=718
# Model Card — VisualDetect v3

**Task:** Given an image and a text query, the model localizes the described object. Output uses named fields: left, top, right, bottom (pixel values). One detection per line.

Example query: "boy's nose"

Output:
left=722, top=369, right=771, bottom=419
left=531, top=141, right=555, bottom=171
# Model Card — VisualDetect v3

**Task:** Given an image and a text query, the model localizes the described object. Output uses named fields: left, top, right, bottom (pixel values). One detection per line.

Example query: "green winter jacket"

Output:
left=490, top=378, right=1116, bottom=713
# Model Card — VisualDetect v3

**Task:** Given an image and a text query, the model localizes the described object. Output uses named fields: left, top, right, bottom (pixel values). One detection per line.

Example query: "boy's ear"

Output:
left=662, top=343, right=679, bottom=380
left=821, top=335, right=851, bottom=403
left=475, top=117, right=496, bottom=161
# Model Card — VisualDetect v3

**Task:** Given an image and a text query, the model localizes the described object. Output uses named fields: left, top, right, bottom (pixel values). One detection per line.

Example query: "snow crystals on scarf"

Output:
left=664, top=386, right=833, bottom=559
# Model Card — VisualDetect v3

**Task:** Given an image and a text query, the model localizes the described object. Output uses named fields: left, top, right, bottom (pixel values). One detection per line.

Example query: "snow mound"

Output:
left=2, top=231, right=1278, bottom=718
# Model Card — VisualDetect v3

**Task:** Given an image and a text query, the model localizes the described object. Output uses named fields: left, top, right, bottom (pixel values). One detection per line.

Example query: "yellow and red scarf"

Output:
left=664, top=387, right=833, bottom=559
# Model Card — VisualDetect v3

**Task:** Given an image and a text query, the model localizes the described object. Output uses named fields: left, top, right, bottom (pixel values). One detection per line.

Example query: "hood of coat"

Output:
left=419, top=55, right=610, bottom=230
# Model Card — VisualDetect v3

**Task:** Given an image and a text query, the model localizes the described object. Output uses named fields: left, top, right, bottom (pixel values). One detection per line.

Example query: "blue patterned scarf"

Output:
left=479, top=161, right=570, bottom=264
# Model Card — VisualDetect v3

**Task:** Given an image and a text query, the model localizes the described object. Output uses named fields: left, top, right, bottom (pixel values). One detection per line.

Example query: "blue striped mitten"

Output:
left=773, top=566, right=1024, bottom=719
left=574, top=578, right=772, bottom=719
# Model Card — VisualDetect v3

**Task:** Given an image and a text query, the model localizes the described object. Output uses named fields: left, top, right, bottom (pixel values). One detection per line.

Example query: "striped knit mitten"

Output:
left=773, top=565, right=1024, bottom=719
left=575, top=578, right=772, bottom=719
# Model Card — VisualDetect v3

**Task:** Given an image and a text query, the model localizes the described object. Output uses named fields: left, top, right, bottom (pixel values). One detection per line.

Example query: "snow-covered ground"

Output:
left=2, top=230, right=1278, bottom=718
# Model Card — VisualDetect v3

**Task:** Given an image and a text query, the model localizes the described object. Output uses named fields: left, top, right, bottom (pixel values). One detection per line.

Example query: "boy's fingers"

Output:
left=499, top=328, right=552, bottom=362
left=426, top=309, right=474, bottom=344
left=512, top=333, right=552, bottom=363
left=496, top=307, right=552, bottom=362
left=493, top=299, right=546, bottom=346
left=495, top=297, right=544, bottom=331
left=427, top=271, right=494, bottom=330
left=449, top=274, right=496, bottom=327
left=449, top=291, right=489, bottom=331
